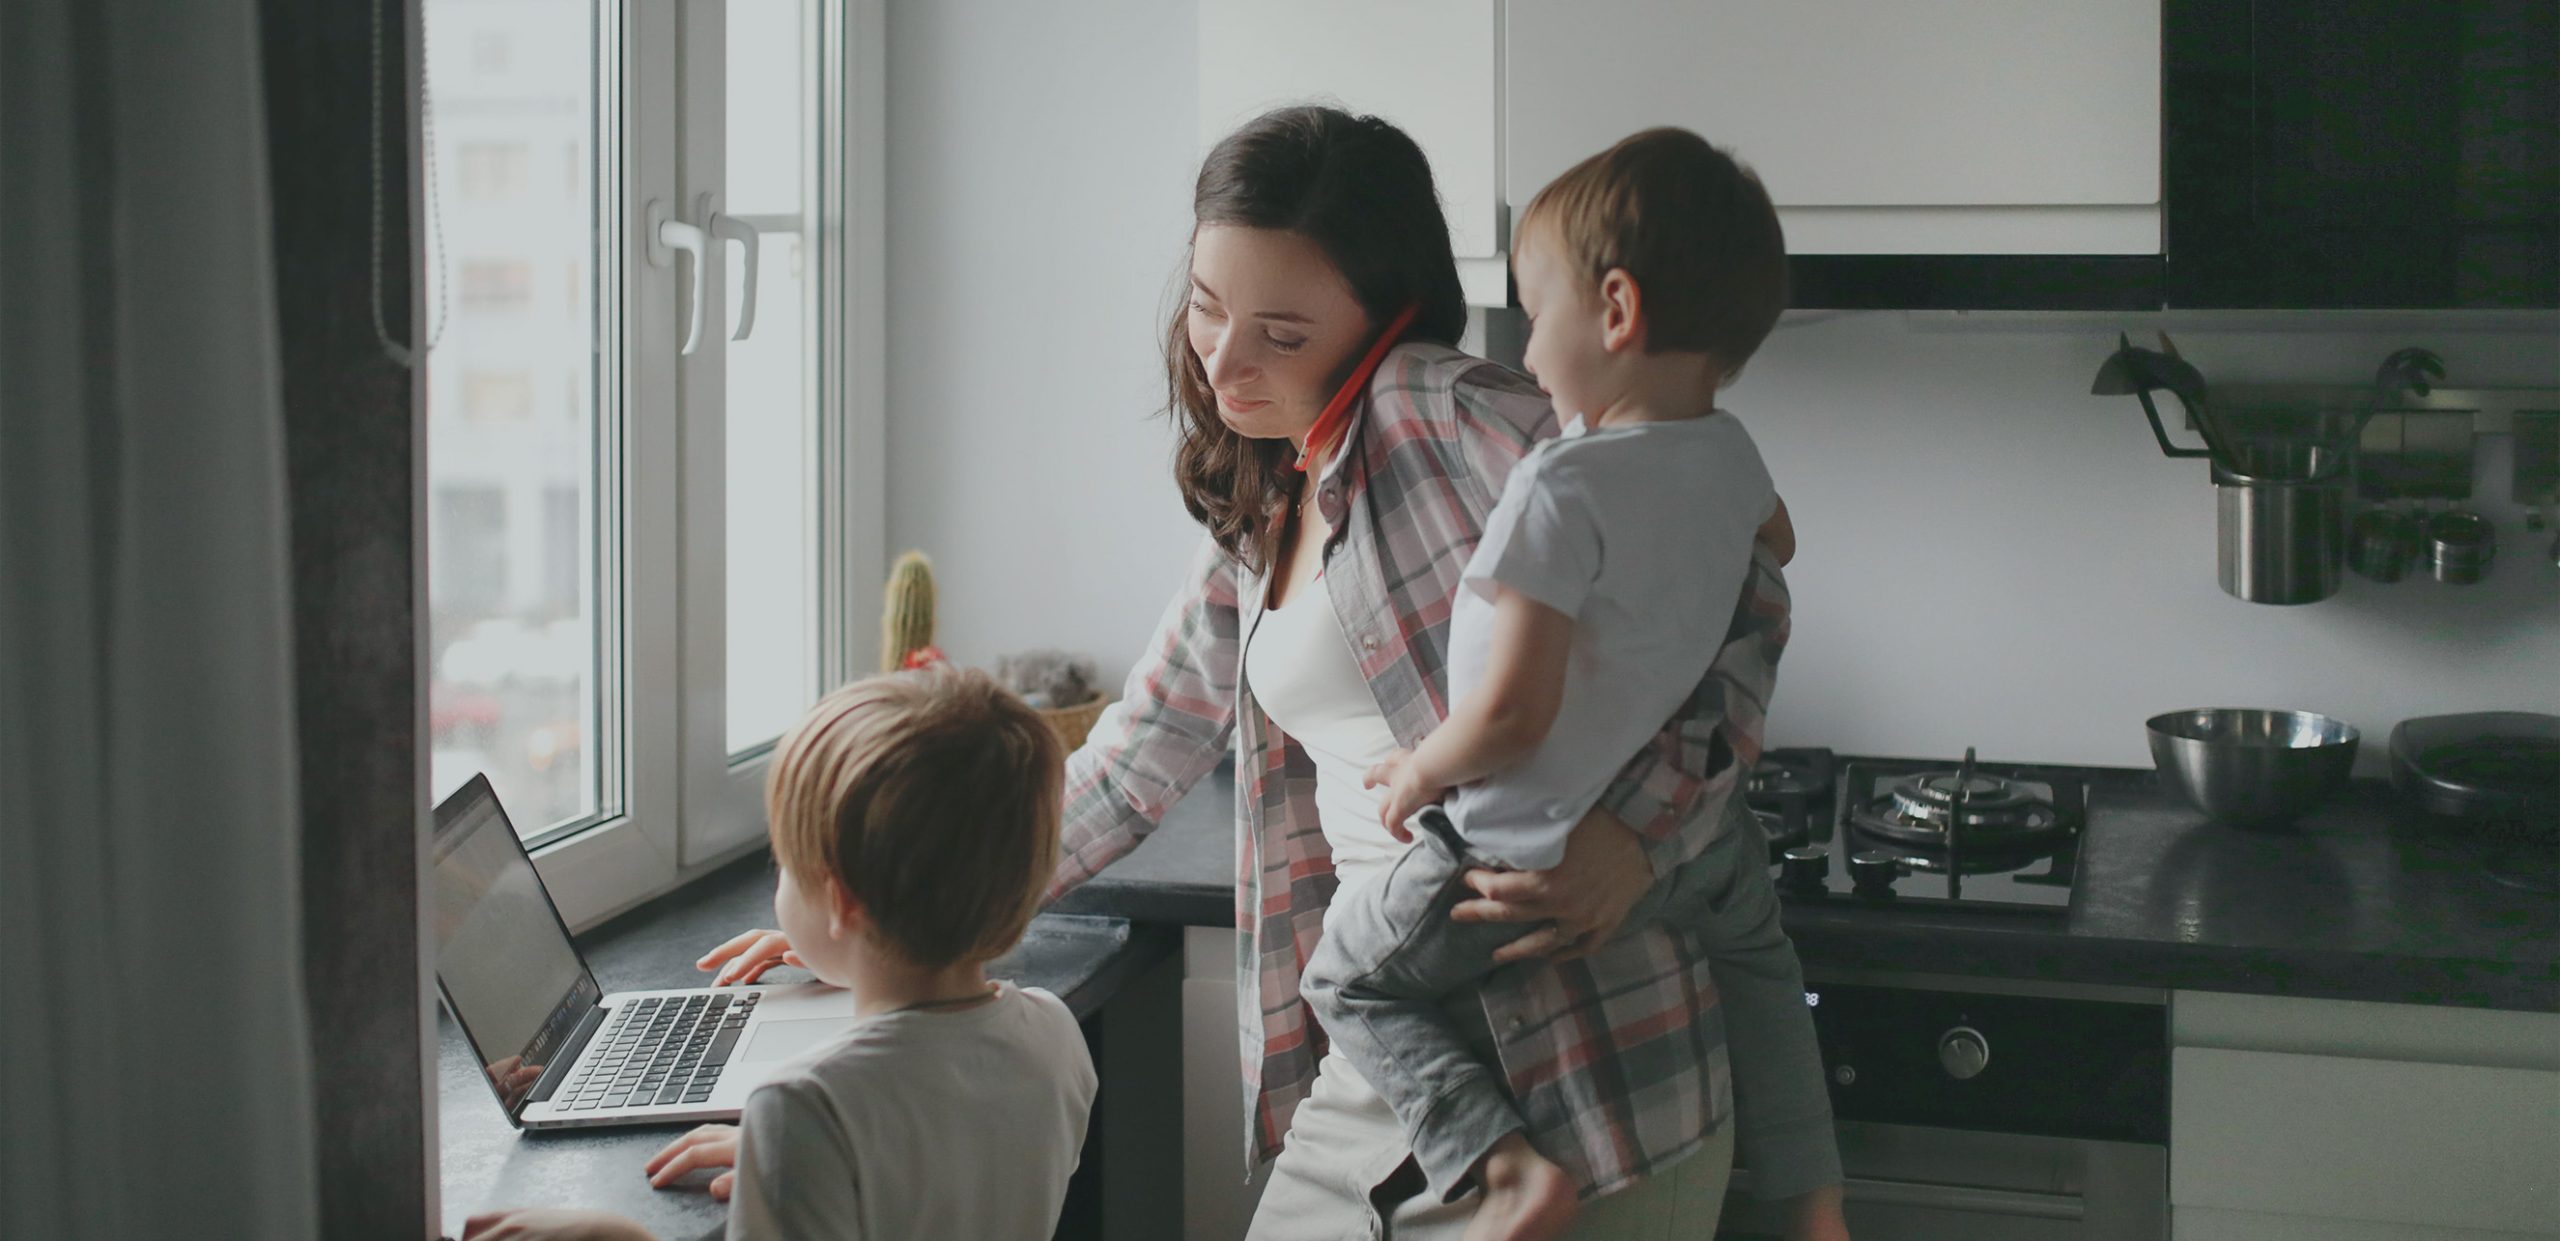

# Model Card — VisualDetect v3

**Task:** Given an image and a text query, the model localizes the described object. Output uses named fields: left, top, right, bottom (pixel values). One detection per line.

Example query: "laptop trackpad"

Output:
left=739, top=1017, right=851, bottom=1063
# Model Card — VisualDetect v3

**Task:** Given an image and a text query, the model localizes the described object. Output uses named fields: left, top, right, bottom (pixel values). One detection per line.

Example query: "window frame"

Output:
left=522, top=0, right=885, bottom=930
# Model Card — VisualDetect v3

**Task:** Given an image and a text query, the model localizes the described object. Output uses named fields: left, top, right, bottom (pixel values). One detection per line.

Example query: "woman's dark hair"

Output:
left=1166, top=106, right=1467, bottom=574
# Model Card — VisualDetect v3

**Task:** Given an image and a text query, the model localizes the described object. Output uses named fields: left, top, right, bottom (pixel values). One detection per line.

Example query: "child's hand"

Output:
left=1361, top=748, right=1443, bottom=841
left=697, top=928, right=805, bottom=986
left=645, top=1123, right=742, bottom=1200
left=460, top=1208, right=654, bottom=1241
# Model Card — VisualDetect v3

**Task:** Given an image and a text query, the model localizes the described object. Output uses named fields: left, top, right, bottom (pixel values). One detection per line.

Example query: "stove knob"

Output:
left=1781, top=845, right=1830, bottom=893
left=1849, top=850, right=1901, bottom=895
left=1938, top=1026, right=1990, bottom=1081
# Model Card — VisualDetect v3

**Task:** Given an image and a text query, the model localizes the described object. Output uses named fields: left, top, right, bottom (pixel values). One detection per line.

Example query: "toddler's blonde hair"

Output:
left=765, top=667, right=1063, bottom=969
left=1518, top=127, right=1788, bottom=378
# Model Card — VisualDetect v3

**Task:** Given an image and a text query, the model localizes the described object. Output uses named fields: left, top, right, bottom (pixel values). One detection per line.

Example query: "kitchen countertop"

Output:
left=1049, top=761, right=2559, bottom=1011
left=438, top=851, right=1177, bottom=1240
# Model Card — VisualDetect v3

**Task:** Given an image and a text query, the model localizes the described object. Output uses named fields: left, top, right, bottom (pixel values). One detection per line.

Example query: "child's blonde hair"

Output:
left=765, top=667, right=1063, bottom=969
left=1517, top=127, right=1788, bottom=378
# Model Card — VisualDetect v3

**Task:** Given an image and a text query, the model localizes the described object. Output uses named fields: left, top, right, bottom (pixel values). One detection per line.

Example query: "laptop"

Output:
left=432, top=773, right=860, bottom=1130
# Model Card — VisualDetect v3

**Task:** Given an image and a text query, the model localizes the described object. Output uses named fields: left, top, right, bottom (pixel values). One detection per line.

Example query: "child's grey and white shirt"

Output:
left=1443, top=410, right=1776, bottom=870
left=723, top=980, right=1097, bottom=1241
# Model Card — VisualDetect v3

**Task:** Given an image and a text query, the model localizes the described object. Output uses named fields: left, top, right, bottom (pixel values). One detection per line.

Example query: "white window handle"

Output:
left=647, top=198, right=709, bottom=356
left=711, top=212, right=759, bottom=342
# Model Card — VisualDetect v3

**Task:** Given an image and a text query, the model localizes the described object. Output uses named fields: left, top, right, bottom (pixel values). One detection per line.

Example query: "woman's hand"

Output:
left=1361, top=748, right=1444, bottom=842
left=645, top=1123, right=743, bottom=1201
left=460, top=1208, right=654, bottom=1241
left=1451, top=803, right=1651, bottom=963
left=696, top=928, right=805, bottom=987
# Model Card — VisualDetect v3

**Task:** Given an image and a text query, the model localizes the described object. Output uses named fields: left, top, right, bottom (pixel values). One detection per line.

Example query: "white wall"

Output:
left=884, top=0, right=1204, bottom=679
left=1708, top=311, right=2560, bottom=770
left=885, top=1, right=2558, bottom=771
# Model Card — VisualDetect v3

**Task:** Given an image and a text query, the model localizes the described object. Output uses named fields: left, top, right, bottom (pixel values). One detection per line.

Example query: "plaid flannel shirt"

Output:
left=1047, top=342, right=1791, bottom=1197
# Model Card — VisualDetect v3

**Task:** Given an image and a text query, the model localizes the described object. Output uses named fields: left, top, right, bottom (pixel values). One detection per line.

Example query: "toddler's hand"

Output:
left=697, top=928, right=804, bottom=986
left=1362, top=748, right=1442, bottom=841
left=646, top=1123, right=743, bottom=1200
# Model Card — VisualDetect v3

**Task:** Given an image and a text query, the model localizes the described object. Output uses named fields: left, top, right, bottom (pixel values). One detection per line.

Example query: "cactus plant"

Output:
left=879, top=550, right=940, bottom=672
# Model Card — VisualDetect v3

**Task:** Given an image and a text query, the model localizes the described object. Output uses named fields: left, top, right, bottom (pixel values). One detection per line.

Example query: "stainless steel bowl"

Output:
left=2146, top=708, right=2361, bottom=826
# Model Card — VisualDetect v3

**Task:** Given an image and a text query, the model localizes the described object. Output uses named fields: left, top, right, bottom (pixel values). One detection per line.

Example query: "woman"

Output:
left=709, top=107, right=1844, bottom=1239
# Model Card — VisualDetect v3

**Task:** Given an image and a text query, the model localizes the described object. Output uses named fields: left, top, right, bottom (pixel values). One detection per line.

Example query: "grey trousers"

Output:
left=1301, top=807, right=1723, bottom=1201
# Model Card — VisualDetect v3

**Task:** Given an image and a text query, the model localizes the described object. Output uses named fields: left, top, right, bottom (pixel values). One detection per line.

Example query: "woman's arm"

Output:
left=1048, top=533, right=1244, bottom=899
left=1367, top=585, right=1572, bottom=834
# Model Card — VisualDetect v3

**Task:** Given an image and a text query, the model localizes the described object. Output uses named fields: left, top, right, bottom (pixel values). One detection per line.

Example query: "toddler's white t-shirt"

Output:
left=1444, top=411, right=1776, bottom=870
left=723, top=981, right=1097, bottom=1241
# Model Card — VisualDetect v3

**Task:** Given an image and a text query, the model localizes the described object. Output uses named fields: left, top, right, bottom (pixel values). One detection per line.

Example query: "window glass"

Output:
left=425, top=0, right=602, bottom=837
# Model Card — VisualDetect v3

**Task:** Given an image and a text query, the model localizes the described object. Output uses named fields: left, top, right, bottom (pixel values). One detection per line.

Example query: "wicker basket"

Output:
left=1037, top=693, right=1110, bottom=752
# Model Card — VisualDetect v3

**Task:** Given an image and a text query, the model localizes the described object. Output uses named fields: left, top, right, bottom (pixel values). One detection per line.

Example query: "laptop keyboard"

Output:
left=555, top=991, right=760, bottom=1112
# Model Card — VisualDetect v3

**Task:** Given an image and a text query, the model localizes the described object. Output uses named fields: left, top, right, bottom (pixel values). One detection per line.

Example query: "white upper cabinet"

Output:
left=1197, top=0, right=1508, bottom=303
left=1505, top=0, right=2163, bottom=255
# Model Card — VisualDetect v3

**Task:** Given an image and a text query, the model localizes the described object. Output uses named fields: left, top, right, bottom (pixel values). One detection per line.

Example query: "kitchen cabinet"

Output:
left=2168, top=991, right=2560, bottom=1240
left=1506, top=0, right=2161, bottom=256
left=1506, top=0, right=2165, bottom=310
left=2163, top=0, right=2560, bottom=308
left=1196, top=0, right=1508, bottom=306
left=1180, top=927, right=1270, bottom=1239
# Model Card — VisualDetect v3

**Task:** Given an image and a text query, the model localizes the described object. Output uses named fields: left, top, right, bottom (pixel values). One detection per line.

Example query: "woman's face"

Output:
left=1186, top=225, right=1374, bottom=446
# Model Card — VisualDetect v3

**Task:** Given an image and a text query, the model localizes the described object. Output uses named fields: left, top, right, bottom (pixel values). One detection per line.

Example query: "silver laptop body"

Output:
left=432, top=774, right=860, bottom=1130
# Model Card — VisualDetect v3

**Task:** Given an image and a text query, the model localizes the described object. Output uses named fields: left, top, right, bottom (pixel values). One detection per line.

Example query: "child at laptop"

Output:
left=463, top=668, right=1098, bottom=1241
left=1300, top=127, right=1831, bottom=1241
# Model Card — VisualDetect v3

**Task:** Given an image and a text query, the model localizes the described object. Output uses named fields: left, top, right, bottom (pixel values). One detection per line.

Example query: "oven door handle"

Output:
left=1841, top=1175, right=2086, bottom=1221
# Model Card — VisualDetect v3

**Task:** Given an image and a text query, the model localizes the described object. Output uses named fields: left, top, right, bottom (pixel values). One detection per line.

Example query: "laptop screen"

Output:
left=431, top=775, right=599, bottom=1117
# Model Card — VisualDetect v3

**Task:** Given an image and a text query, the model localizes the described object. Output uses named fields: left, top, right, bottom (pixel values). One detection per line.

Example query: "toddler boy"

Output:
left=1305, top=127, right=1800, bottom=1241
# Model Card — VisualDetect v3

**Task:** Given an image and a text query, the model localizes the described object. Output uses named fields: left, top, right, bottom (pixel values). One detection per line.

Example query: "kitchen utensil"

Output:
left=2092, top=332, right=2238, bottom=471
left=2425, top=510, right=2495, bottom=583
left=2216, top=455, right=2345, bottom=604
left=2154, top=331, right=2249, bottom=466
left=2147, top=708, right=2361, bottom=827
left=2389, top=712, right=2560, bottom=893
left=2349, top=507, right=2419, bottom=582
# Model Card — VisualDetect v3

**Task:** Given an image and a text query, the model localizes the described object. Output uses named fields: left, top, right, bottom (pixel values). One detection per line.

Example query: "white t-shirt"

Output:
left=722, top=981, right=1098, bottom=1241
left=1242, top=571, right=1408, bottom=896
left=1444, top=412, right=1776, bottom=870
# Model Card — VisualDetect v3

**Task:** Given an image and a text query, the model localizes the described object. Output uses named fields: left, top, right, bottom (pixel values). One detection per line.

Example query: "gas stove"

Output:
left=1748, top=747, right=2088, bottom=914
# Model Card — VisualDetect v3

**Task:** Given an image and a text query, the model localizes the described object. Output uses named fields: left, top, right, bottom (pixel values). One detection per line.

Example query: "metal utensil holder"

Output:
left=2097, top=336, right=2560, bottom=601
left=2214, top=448, right=2346, bottom=605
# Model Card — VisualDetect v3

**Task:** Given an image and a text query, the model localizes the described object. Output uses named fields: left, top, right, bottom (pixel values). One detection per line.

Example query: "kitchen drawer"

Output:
left=2170, top=1047, right=2560, bottom=1235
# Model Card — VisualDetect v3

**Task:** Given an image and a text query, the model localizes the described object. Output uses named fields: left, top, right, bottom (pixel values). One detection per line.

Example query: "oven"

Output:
left=1718, top=974, right=2169, bottom=1241
left=1716, top=750, right=2170, bottom=1239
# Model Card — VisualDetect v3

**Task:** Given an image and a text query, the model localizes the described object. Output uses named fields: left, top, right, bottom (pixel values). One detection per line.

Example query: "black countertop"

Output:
left=438, top=852, right=1177, bottom=1240
left=1050, top=762, right=2559, bottom=1012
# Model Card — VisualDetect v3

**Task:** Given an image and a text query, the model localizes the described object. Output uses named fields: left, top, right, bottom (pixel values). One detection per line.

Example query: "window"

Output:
left=461, top=370, right=535, bottom=423
left=472, top=31, right=511, bottom=78
left=459, top=261, right=533, bottom=312
left=421, top=0, right=882, bottom=927
left=458, top=143, right=528, bottom=200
